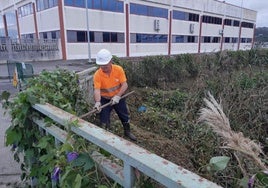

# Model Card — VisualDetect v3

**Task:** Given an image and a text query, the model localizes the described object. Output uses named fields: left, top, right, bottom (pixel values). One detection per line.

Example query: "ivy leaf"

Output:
left=239, top=177, right=249, bottom=188
left=57, top=82, right=63, bottom=88
left=39, top=153, right=54, bottom=163
left=71, top=153, right=94, bottom=171
left=5, top=128, right=22, bottom=146
left=74, top=174, right=82, bottom=188
left=1, top=90, right=10, bottom=101
left=60, top=143, right=73, bottom=153
left=209, top=156, right=230, bottom=171
left=256, top=171, right=268, bottom=186
left=98, top=185, right=109, bottom=188
left=36, top=137, right=51, bottom=149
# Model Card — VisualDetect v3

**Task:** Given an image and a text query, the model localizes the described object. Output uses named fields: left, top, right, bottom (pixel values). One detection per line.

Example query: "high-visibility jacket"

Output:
left=93, top=64, right=127, bottom=98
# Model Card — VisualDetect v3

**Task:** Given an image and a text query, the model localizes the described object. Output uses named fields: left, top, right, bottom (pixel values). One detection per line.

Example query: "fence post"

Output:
left=123, top=163, right=135, bottom=188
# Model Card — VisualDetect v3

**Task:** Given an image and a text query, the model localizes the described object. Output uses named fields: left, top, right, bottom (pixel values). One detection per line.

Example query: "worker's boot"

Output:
left=122, top=122, right=137, bottom=141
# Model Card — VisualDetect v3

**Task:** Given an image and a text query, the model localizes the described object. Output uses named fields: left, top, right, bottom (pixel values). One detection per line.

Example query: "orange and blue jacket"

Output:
left=93, top=64, right=127, bottom=98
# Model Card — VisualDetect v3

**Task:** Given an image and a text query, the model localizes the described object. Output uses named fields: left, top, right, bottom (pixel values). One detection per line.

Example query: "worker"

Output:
left=93, top=49, right=137, bottom=141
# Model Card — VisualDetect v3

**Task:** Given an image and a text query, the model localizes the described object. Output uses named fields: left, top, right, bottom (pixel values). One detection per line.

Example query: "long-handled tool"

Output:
left=80, top=91, right=135, bottom=119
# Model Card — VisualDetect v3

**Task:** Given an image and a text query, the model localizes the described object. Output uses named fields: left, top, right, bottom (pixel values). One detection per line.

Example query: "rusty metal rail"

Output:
left=32, top=103, right=222, bottom=188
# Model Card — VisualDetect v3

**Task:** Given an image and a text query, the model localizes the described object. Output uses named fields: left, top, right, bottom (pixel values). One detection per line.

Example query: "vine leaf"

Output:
left=209, top=156, right=230, bottom=171
left=71, top=153, right=94, bottom=171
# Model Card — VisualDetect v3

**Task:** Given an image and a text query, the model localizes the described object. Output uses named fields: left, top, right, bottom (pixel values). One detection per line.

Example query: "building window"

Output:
left=67, top=30, right=88, bottom=42
left=130, top=3, right=168, bottom=18
left=173, top=10, right=199, bottom=22
left=89, top=31, right=95, bottom=42
left=232, top=37, right=238, bottom=43
left=111, top=32, right=118, bottom=42
left=21, top=33, right=34, bottom=40
left=65, top=0, right=124, bottom=13
left=188, top=13, right=199, bottom=22
left=43, top=32, right=48, bottom=39
left=224, top=37, right=230, bottom=43
left=131, top=33, right=167, bottom=43
left=203, top=36, right=211, bottom=43
left=77, top=31, right=87, bottom=42
left=173, top=10, right=186, bottom=20
left=172, top=35, right=184, bottom=43
left=18, top=3, right=34, bottom=17
left=212, top=37, right=220, bottom=43
left=67, top=30, right=123, bottom=43
left=51, top=31, right=59, bottom=39
left=241, top=22, right=254, bottom=28
left=103, top=32, right=110, bottom=42
left=187, top=36, right=197, bottom=43
left=241, top=38, right=252, bottom=43
left=36, top=0, right=58, bottom=12
left=93, top=0, right=102, bottom=9
left=102, top=32, right=123, bottom=43
left=5, top=12, right=18, bottom=39
left=202, top=15, right=222, bottom=25
left=224, top=19, right=232, bottom=26
left=172, top=35, right=197, bottom=43
left=233, top=20, right=240, bottom=27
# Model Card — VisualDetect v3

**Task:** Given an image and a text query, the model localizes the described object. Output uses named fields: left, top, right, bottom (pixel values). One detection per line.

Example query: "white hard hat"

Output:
left=96, top=49, right=112, bottom=65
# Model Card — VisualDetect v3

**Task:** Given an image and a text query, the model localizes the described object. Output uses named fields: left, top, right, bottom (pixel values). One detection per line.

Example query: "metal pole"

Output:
left=85, top=0, right=92, bottom=63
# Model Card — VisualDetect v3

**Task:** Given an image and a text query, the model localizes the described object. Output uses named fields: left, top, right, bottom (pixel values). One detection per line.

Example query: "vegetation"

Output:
left=115, top=48, right=268, bottom=187
left=255, top=27, right=268, bottom=42
left=1, top=70, right=119, bottom=187
left=1, top=48, right=268, bottom=187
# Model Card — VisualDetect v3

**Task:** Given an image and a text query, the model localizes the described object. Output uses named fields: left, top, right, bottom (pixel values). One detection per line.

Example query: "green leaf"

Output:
left=74, top=174, right=82, bottom=188
left=256, top=171, right=268, bottom=186
left=5, top=128, right=22, bottom=146
left=239, top=177, right=249, bottom=188
left=98, top=185, right=109, bottom=188
left=209, top=156, right=230, bottom=171
left=39, top=154, right=53, bottom=162
left=36, top=137, right=51, bottom=149
left=60, top=143, right=73, bottom=153
left=57, top=82, right=63, bottom=88
left=98, top=185, right=108, bottom=188
left=1, top=91, right=10, bottom=101
left=71, top=153, right=95, bottom=171
left=24, top=149, right=35, bottom=162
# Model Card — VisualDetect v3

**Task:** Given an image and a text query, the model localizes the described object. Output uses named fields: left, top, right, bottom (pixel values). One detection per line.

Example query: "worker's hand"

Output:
left=94, top=102, right=101, bottom=113
left=111, top=95, right=121, bottom=105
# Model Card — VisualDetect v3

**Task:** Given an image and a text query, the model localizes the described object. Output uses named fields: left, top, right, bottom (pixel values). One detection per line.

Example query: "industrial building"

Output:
left=0, top=0, right=257, bottom=60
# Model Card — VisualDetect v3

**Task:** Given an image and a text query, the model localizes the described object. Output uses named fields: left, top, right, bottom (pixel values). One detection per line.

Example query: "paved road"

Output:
left=0, top=99, right=22, bottom=187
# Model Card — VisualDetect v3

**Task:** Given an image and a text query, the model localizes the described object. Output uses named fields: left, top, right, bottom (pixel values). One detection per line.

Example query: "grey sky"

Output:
left=224, top=0, right=268, bottom=27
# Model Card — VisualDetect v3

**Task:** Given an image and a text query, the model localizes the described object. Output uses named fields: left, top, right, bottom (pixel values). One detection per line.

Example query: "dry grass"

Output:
left=198, top=92, right=267, bottom=173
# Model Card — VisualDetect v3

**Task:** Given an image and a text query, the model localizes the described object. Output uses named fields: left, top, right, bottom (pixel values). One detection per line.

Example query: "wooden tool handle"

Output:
left=80, top=91, right=135, bottom=119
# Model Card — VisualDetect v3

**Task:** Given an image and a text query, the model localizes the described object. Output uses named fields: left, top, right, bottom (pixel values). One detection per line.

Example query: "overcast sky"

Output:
left=224, top=0, right=268, bottom=27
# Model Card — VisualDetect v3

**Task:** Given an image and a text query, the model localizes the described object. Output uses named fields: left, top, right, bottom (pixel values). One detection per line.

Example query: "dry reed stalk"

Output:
left=198, top=92, right=267, bottom=171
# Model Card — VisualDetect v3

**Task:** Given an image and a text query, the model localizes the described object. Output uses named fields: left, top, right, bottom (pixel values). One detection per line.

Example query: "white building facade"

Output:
left=0, top=0, right=257, bottom=60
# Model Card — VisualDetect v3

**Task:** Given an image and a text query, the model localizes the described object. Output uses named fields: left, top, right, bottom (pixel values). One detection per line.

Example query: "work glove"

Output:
left=94, top=102, right=101, bottom=113
left=111, top=95, right=121, bottom=105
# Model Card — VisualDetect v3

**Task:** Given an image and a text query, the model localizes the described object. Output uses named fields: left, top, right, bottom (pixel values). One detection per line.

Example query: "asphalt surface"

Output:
left=0, top=59, right=94, bottom=187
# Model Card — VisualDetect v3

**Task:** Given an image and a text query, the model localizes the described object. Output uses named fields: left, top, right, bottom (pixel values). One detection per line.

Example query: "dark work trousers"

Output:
left=100, top=97, right=129, bottom=125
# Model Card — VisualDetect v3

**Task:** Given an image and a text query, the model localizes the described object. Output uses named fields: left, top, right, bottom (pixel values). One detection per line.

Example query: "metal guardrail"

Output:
left=32, top=103, right=222, bottom=188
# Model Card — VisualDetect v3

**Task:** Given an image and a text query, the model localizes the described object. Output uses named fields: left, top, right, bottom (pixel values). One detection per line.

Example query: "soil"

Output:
left=107, top=87, right=197, bottom=172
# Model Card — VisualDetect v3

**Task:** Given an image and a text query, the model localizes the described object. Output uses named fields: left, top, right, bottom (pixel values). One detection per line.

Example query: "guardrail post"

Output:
left=123, top=163, right=135, bottom=188
left=54, top=138, right=61, bottom=147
